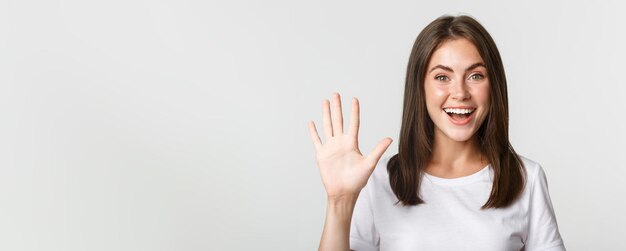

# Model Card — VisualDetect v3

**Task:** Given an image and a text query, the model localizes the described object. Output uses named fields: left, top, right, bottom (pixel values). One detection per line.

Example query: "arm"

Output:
left=319, top=195, right=358, bottom=251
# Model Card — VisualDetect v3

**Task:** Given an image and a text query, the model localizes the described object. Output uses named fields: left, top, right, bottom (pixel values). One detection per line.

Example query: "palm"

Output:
left=308, top=92, right=393, bottom=198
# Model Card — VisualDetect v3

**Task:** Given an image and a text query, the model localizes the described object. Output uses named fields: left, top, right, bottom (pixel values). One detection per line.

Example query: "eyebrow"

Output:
left=429, top=62, right=486, bottom=73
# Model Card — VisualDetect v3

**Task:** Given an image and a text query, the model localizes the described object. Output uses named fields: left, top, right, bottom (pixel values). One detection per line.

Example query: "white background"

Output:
left=1, top=0, right=625, bottom=250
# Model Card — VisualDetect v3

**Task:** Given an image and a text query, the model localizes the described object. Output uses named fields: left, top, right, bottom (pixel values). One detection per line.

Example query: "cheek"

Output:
left=424, top=83, right=448, bottom=104
left=472, top=84, right=490, bottom=106
left=424, top=85, right=449, bottom=122
left=473, top=85, right=490, bottom=122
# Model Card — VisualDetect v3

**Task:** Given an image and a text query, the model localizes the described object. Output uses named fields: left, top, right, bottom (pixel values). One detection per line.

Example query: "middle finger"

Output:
left=331, top=92, right=344, bottom=136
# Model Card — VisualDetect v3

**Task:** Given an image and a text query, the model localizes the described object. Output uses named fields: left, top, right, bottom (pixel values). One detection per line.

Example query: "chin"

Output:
left=441, top=128, right=478, bottom=142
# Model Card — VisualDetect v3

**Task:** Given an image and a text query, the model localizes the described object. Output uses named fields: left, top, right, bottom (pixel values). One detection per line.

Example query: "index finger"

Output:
left=348, top=97, right=360, bottom=139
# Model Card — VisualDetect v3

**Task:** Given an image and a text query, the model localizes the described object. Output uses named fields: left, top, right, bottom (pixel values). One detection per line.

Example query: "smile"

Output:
left=443, top=108, right=475, bottom=114
left=443, top=107, right=476, bottom=125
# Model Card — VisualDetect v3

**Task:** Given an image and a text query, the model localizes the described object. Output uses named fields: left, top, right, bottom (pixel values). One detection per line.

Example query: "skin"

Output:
left=308, top=93, right=392, bottom=251
left=308, top=37, right=491, bottom=250
left=424, top=38, right=491, bottom=178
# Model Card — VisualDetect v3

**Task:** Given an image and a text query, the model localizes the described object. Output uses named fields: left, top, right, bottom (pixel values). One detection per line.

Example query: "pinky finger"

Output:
left=308, top=120, right=323, bottom=153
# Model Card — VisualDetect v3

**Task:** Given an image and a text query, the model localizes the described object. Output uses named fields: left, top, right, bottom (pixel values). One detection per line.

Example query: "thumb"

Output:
left=365, top=137, right=393, bottom=165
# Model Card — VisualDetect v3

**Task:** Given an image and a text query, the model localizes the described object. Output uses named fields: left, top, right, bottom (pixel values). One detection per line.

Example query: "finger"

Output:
left=365, top=137, right=393, bottom=165
left=308, top=121, right=323, bottom=153
left=348, top=97, right=360, bottom=140
left=322, top=99, right=333, bottom=142
left=331, top=92, right=344, bottom=136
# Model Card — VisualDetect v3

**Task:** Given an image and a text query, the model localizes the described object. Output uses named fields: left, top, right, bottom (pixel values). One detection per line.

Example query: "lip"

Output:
left=446, top=110, right=475, bottom=126
left=442, top=106, right=476, bottom=109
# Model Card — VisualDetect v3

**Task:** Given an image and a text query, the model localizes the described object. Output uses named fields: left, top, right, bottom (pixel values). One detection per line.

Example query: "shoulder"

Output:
left=517, top=154, right=549, bottom=191
left=518, top=155, right=542, bottom=176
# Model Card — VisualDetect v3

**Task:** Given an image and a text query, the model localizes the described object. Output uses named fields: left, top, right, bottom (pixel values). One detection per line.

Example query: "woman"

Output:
left=307, top=15, right=565, bottom=250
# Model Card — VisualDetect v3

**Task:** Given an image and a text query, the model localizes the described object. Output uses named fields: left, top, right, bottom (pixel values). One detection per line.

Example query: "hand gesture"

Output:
left=308, top=92, right=393, bottom=200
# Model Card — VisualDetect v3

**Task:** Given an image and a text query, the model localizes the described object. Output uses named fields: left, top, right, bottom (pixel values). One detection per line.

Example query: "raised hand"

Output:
left=308, top=92, right=393, bottom=200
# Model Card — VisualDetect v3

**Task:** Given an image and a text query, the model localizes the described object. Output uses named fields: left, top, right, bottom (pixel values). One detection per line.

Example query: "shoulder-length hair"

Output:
left=387, top=14, right=526, bottom=209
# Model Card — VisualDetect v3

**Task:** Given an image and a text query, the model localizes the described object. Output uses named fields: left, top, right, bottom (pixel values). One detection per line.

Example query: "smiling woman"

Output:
left=425, top=38, right=490, bottom=146
left=309, top=14, right=565, bottom=251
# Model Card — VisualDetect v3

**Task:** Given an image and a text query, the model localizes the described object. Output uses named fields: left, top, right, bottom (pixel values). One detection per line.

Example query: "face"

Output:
left=424, top=38, right=490, bottom=143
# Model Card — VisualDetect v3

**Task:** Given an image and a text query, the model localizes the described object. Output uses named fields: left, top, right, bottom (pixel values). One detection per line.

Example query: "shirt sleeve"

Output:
left=524, top=164, right=566, bottom=251
left=349, top=174, right=380, bottom=251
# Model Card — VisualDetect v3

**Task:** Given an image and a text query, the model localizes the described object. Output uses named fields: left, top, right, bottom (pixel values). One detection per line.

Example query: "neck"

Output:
left=429, top=130, right=486, bottom=172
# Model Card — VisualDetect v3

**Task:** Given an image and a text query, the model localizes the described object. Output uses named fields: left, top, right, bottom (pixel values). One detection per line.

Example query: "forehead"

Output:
left=427, top=38, right=484, bottom=69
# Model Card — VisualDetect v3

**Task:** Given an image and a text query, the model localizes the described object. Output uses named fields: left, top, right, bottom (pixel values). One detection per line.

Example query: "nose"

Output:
left=450, top=79, right=470, bottom=100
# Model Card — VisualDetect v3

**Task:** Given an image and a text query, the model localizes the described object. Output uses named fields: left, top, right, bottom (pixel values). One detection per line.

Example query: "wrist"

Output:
left=327, top=194, right=359, bottom=208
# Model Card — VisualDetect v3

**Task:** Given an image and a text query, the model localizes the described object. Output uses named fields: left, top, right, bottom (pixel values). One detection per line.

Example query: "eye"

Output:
left=435, top=75, right=449, bottom=81
left=468, top=73, right=484, bottom=80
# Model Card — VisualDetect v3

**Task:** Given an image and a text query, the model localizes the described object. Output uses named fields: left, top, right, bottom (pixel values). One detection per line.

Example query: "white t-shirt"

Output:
left=349, top=155, right=565, bottom=251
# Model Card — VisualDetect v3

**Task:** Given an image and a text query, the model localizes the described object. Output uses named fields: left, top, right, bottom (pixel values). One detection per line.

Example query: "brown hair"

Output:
left=387, top=14, right=526, bottom=209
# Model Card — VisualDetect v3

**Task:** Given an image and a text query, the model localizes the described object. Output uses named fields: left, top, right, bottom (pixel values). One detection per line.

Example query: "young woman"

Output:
left=307, top=15, right=565, bottom=250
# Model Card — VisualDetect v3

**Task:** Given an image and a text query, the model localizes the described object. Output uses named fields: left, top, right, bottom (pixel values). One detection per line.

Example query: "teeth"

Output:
left=444, top=108, right=475, bottom=114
